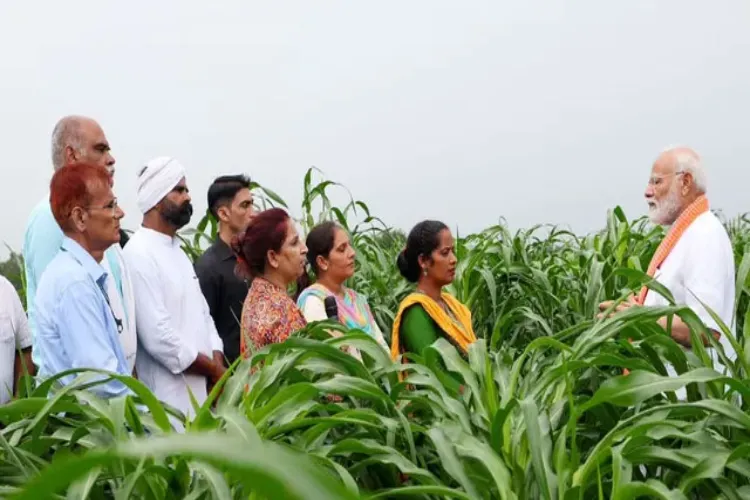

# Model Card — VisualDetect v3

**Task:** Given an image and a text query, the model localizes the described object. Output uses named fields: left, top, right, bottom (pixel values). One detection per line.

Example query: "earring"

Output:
left=423, top=268, right=428, bottom=276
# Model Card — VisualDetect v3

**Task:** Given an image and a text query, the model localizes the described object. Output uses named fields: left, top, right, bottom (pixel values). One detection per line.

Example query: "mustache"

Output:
left=161, top=200, right=194, bottom=228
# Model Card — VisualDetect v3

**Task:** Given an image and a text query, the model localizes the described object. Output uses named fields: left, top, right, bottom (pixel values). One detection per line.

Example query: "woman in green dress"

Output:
left=391, top=220, right=476, bottom=363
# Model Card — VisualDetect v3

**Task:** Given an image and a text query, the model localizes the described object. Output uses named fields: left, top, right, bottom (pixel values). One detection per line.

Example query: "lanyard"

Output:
left=105, top=250, right=129, bottom=326
left=61, top=245, right=124, bottom=335
left=97, top=278, right=124, bottom=335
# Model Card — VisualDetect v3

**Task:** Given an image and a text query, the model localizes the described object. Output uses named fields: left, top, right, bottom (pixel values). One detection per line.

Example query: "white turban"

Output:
left=136, top=156, right=187, bottom=214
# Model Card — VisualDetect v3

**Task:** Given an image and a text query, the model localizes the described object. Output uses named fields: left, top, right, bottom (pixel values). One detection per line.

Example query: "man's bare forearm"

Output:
left=658, top=316, right=720, bottom=348
left=13, top=348, right=34, bottom=396
left=213, top=350, right=225, bottom=368
left=185, top=353, right=225, bottom=382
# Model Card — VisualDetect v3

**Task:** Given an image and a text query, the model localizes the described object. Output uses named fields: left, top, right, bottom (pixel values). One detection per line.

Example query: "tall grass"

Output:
left=2, top=167, right=749, bottom=499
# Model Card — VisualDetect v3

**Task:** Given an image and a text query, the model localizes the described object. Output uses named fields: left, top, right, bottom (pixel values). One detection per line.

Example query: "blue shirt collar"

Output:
left=61, top=237, right=108, bottom=285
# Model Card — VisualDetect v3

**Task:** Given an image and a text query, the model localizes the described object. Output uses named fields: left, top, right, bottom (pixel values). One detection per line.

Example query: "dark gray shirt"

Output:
left=194, top=238, right=249, bottom=364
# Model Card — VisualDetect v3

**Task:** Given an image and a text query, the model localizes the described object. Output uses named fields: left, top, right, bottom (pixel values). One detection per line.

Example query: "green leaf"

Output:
left=520, top=397, right=555, bottom=500
left=11, top=433, right=358, bottom=500
left=579, top=368, right=750, bottom=413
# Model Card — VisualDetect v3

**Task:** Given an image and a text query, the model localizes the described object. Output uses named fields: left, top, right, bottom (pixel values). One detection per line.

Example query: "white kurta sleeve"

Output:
left=125, top=253, right=198, bottom=374
left=683, top=235, right=734, bottom=333
left=300, top=296, right=328, bottom=323
left=194, top=278, right=223, bottom=353
left=205, top=300, right=223, bottom=353
left=9, top=283, right=31, bottom=350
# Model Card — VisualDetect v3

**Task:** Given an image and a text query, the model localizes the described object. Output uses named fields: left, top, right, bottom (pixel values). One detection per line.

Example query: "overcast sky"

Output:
left=1, top=1, right=749, bottom=258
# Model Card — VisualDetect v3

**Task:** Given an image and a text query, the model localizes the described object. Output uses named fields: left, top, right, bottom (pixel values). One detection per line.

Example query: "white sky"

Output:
left=1, top=1, right=749, bottom=259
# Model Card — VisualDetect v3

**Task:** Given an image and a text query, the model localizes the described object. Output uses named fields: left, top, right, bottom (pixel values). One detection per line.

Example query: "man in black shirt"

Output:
left=194, top=175, right=255, bottom=365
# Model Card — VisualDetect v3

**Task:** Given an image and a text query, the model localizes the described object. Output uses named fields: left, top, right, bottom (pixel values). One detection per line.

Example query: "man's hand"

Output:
left=186, top=353, right=226, bottom=383
left=213, top=350, right=226, bottom=370
left=210, top=357, right=227, bottom=385
left=207, top=353, right=227, bottom=402
left=657, top=316, right=720, bottom=348
left=13, top=348, right=35, bottom=398
left=212, top=352, right=227, bottom=385
left=597, top=295, right=638, bottom=319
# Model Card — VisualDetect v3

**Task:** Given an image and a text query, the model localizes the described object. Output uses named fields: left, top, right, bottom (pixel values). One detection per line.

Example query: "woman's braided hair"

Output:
left=396, top=220, right=448, bottom=282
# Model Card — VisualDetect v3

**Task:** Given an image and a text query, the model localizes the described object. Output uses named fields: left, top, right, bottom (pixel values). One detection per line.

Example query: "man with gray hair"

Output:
left=600, top=146, right=735, bottom=396
left=22, top=116, right=137, bottom=374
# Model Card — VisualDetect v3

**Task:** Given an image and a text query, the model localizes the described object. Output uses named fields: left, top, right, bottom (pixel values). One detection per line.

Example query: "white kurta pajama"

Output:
left=643, top=211, right=736, bottom=398
left=123, top=227, right=223, bottom=429
left=103, top=245, right=138, bottom=373
left=0, top=276, right=32, bottom=404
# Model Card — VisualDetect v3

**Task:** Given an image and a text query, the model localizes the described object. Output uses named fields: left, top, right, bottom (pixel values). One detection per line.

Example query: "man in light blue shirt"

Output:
left=35, top=162, right=132, bottom=398
left=24, top=116, right=137, bottom=372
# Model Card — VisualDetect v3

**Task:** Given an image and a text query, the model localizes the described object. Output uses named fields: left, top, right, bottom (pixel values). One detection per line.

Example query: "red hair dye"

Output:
left=49, top=162, right=111, bottom=229
left=231, top=207, right=291, bottom=278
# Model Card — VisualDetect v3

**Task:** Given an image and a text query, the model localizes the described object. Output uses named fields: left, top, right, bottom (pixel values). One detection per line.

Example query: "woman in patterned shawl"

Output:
left=295, top=222, right=388, bottom=359
left=231, top=208, right=308, bottom=356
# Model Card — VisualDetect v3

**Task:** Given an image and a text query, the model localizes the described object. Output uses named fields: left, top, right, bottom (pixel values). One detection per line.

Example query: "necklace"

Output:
left=415, top=288, right=468, bottom=340
left=416, top=288, right=459, bottom=322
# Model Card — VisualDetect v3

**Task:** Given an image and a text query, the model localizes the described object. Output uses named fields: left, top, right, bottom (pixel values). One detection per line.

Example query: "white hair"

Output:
left=50, top=116, right=86, bottom=171
left=661, top=145, right=708, bottom=194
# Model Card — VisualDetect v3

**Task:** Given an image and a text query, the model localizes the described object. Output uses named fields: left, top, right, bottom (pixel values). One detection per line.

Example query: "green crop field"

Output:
left=2, top=168, right=750, bottom=499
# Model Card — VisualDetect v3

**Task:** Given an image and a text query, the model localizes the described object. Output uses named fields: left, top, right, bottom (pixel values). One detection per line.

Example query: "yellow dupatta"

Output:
left=390, top=292, right=477, bottom=361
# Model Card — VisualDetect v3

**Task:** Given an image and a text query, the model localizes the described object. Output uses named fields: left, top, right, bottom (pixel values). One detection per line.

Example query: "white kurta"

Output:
left=123, top=227, right=223, bottom=427
left=0, top=276, right=32, bottom=404
left=101, top=245, right=137, bottom=373
left=643, top=211, right=736, bottom=395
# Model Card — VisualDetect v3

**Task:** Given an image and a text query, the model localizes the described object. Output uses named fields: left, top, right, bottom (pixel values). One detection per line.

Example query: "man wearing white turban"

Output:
left=123, top=157, right=225, bottom=430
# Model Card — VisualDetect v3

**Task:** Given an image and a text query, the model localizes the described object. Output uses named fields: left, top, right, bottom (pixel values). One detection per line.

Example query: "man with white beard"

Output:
left=600, top=147, right=736, bottom=393
left=123, top=157, right=225, bottom=430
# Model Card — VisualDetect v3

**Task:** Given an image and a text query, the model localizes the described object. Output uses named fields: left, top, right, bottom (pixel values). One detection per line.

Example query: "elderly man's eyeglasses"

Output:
left=87, top=198, right=120, bottom=216
left=648, top=170, right=684, bottom=186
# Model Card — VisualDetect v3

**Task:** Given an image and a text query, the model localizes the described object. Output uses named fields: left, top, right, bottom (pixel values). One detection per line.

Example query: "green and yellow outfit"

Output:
left=390, top=291, right=477, bottom=390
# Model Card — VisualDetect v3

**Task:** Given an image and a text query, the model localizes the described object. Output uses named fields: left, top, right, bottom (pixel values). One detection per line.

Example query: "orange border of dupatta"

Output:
left=636, top=195, right=709, bottom=304
left=622, top=195, right=709, bottom=376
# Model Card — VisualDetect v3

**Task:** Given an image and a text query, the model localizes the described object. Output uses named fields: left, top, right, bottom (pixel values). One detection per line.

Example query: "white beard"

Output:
left=648, top=181, right=682, bottom=226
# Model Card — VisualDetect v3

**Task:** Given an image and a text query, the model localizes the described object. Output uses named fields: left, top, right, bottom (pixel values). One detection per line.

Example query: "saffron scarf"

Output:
left=390, top=292, right=477, bottom=362
left=622, top=195, right=709, bottom=376
left=636, top=195, right=710, bottom=304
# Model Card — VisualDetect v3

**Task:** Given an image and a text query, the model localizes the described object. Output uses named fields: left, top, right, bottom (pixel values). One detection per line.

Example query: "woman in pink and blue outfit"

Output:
left=296, top=222, right=388, bottom=357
